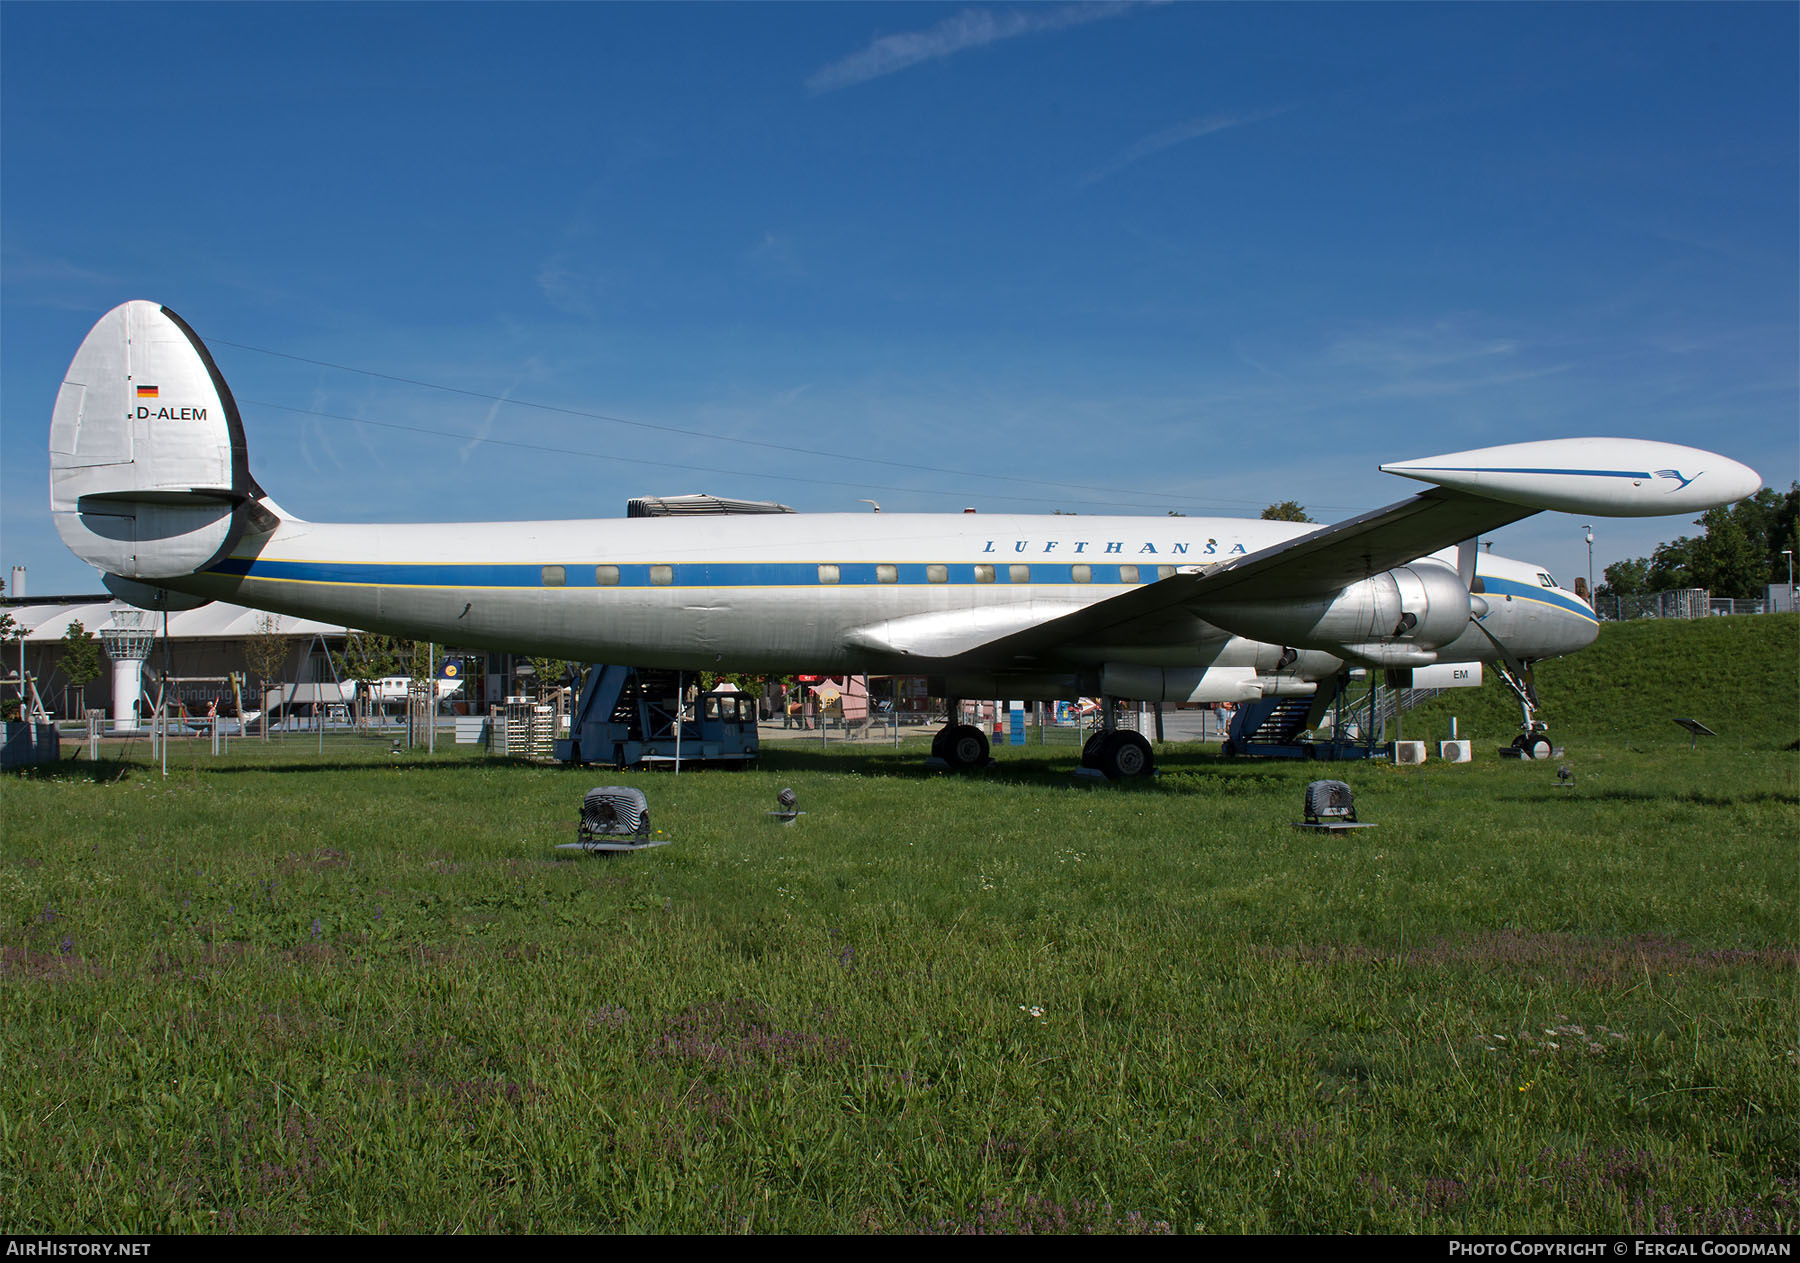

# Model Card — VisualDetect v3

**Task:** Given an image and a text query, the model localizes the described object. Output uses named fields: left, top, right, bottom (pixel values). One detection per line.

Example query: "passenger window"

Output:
left=974, top=565, right=995, bottom=583
left=594, top=565, right=619, bottom=586
left=1119, top=564, right=1140, bottom=584
left=818, top=564, right=840, bottom=584
left=1157, top=565, right=1175, bottom=580
left=649, top=565, right=673, bottom=586
left=877, top=564, right=898, bottom=584
left=1009, top=564, right=1030, bottom=583
left=927, top=564, right=948, bottom=584
left=1071, top=564, right=1092, bottom=583
left=541, top=565, right=566, bottom=587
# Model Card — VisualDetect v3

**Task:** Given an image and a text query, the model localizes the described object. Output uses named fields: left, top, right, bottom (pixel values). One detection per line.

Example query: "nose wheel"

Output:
left=1513, top=732, right=1554, bottom=760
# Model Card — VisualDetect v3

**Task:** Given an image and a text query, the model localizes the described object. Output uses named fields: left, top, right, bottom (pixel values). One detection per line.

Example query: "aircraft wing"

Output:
left=1174, top=486, right=1539, bottom=601
left=882, top=487, right=1540, bottom=667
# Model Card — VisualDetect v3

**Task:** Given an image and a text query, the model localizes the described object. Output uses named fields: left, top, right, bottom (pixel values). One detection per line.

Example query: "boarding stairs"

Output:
left=1224, top=677, right=1444, bottom=760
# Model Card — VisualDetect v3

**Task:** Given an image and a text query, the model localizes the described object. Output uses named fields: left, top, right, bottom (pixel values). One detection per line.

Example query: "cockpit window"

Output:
left=1537, top=572, right=1557, bottom=588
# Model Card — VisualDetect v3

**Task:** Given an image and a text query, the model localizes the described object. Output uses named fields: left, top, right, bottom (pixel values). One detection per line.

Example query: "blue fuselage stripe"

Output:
left=1408, top=466, right=1653, bottom=479
left=212, top=557, right=1597, bottom=623
left=212, top=558, right=1165, bottom=589
left=1479, top=575, right=1596, bottom=622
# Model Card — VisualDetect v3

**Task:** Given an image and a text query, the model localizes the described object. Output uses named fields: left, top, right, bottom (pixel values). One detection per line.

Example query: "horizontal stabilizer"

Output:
left=102, top=574, right=215, bottom=612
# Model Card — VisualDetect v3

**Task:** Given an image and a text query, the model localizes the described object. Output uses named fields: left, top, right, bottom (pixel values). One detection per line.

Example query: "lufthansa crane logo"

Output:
left=1655, top=469, right=1697, bottom=491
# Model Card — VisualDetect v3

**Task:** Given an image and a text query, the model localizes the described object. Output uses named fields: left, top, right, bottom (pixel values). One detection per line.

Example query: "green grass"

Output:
left=2, top=619, right=1796, bottom=1233
left=1405, top=614, right=1800, bottom=749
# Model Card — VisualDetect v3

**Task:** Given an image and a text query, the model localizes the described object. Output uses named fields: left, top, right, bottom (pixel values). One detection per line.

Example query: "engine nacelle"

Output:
left=1097, top=641, right=1344, bottom=702
left=1204, top=560, right=1472, bottom=661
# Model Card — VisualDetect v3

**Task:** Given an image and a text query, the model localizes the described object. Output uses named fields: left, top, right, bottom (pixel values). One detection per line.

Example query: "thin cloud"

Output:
left=537, top=254, right=600, bottom=318
left=1080, top=105, right=1296, bottom=186
left=461, top=385, right=517, bottom=464
left=808, top=3, right=1140, bottom=94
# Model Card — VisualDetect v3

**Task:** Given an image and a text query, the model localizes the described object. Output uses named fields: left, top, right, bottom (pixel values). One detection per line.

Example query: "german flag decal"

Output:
left=136, top=385, right=159, bottom=398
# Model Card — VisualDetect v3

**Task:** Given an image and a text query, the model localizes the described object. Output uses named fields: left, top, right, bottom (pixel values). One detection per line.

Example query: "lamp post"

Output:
left=1582, top=525, right=1593, bottom=602
left=1784, top=549, right=1794, bottom=612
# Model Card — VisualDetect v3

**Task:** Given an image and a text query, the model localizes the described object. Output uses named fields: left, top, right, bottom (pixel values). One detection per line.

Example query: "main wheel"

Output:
left=945, top=723, right=990, bottom=769
left=1524, top=734, right=1553, bottom=760
left=1097, top=731, right=1155, bottom=780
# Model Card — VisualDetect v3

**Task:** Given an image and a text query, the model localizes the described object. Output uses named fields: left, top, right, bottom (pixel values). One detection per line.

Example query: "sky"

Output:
left=3, top=1, right=1795, bottom=597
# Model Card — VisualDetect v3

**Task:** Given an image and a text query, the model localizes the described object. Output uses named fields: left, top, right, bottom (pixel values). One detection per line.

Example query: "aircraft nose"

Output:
left=1565, top=600, right=1599, bottom=652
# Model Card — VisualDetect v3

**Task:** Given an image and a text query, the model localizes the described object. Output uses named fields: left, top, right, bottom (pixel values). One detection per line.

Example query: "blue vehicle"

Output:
left=554, top=666, right=759, bottom=769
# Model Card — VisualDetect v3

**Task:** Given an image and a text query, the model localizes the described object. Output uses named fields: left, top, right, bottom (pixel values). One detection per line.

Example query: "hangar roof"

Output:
left=4, top=597, right=349, bottom=644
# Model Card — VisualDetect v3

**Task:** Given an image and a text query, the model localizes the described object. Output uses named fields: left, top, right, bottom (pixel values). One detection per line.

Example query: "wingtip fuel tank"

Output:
left=1380, top=438, right=1761, bottom=517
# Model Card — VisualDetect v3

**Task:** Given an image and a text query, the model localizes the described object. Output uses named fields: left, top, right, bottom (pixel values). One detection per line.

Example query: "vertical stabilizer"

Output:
left=49, top=301, right=265, bottom=579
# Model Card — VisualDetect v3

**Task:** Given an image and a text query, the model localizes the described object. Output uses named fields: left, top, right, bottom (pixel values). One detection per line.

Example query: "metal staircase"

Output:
left=1223, top=674, right=1442, bottom=761
left=1223, top=696, right=1317, bottom=756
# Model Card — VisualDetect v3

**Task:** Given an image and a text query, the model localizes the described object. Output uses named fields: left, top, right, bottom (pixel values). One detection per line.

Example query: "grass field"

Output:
left=2, top=617, right=1795, bottom=1233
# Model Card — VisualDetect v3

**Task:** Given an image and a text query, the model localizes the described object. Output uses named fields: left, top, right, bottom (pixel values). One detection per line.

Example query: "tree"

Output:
left=1690, top=505, right=1761, bottom=599
left=1261, top=501, right=1314, bottom=523
left=59, top=620, right=104, bottom=712
left=401, top=639, right=448, bottom=745
left=333, top=632, right=403, bottom=729
left=525, top=655, right=577, bottom=705
left=1596, top=557, right=1651, bottom=608
left=1598, top=482, right=1794, bottom=607
left=243, top=614, right=292, bottom=739
left=0, top=580, right=21, bottom=722
left=1646, top=535, right=1699, bottom=593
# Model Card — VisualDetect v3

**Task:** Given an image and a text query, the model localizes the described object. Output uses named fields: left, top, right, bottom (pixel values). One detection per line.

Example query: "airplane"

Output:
left=48, top=301, right=1762, bottom=776
left=364, top=675, right=464, bottom=706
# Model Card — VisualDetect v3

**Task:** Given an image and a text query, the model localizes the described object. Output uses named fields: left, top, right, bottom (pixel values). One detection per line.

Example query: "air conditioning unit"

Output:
left=1393, top=741, right=1427, bottom=765
left=1439, top=739, right=1472, bottom=763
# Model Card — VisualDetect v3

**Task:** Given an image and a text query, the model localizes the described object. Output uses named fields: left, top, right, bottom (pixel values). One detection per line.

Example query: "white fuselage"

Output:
left=167, top=508, right=1597, bottom=695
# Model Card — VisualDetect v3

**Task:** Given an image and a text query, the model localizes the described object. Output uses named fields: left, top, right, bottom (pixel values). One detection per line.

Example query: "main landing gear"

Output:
left=1077, top=695, right=1156, bottom=780
left=930, top=717, right=991, bottom=770
left=1080, top=727, right=1155, bottom=780
left=927, top=697, right=1157, bottom=779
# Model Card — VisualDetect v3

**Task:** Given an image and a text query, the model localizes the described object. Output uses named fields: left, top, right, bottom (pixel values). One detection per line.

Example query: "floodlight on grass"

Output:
left=558, top=786, right=669, bottom=854
left=769, top=786, right=804, bottom=825
left=1294, top=780, right=1377, bottom=834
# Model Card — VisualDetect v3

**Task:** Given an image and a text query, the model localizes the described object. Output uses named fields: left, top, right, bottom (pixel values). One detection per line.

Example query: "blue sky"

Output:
left=4, top=1, right=1795, bottom=596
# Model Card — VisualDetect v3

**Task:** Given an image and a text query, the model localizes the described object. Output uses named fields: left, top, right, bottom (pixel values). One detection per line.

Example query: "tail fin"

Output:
left=49, top=301, right=275, bottom=580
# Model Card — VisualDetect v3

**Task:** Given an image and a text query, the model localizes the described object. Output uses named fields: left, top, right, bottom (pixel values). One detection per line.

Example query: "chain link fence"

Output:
left=1596, top=588, right=1791, bottom=621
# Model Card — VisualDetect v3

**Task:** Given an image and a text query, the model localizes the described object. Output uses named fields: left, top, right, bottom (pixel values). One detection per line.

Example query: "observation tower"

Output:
left=100, top=608, right=155, bottom=732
